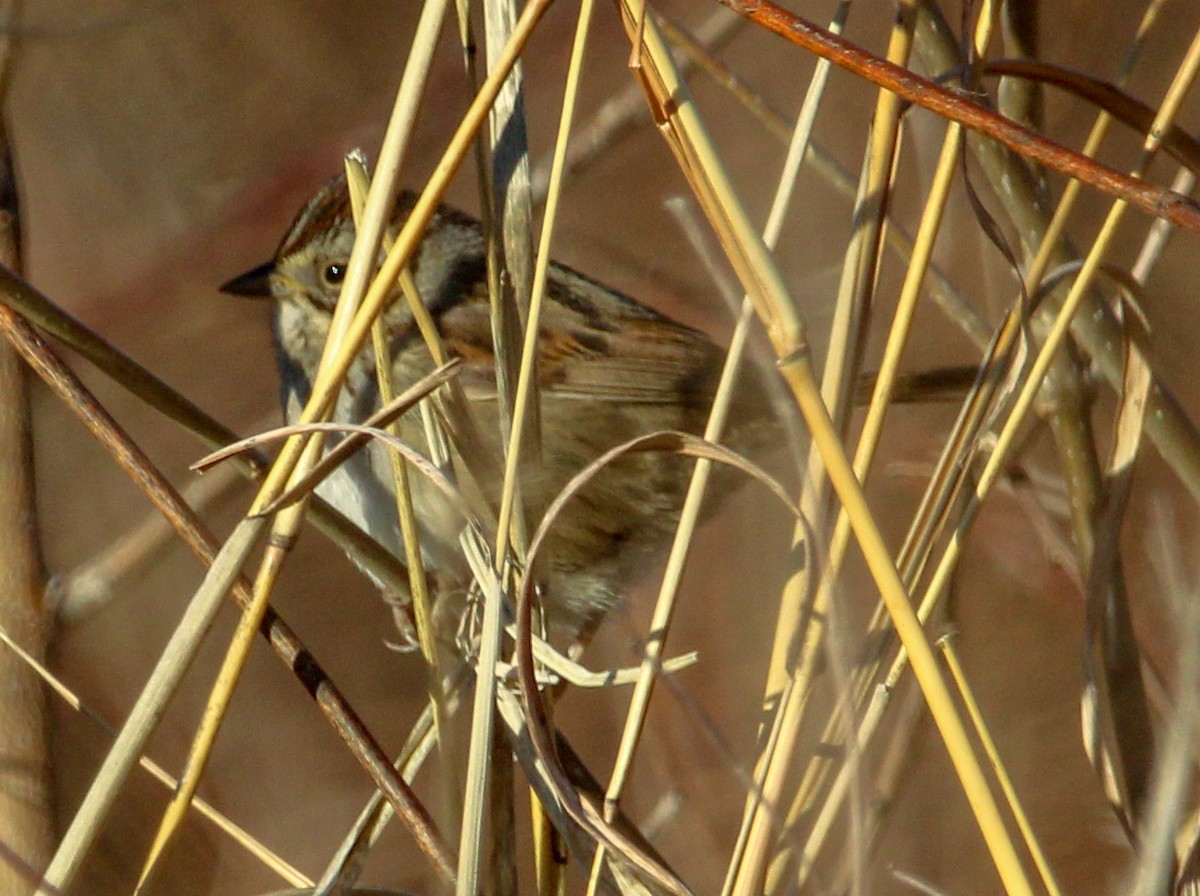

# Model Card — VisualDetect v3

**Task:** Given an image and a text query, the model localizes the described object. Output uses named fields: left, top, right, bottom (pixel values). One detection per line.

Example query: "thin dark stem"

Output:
left=0, top=298, right=455, bottom=886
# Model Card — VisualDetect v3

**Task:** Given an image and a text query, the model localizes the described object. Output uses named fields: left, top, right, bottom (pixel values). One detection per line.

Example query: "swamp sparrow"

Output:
left=222, top=175, right=777, bottom=626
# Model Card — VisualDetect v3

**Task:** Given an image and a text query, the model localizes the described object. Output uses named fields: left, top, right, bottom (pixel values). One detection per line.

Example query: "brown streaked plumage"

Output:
left=222, top=174, right=777, bottom=627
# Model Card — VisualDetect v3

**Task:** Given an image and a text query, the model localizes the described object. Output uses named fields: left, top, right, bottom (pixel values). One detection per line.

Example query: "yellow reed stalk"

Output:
left=613, top=2, right=1035, bottom=893
left=250, top=0, right=556, bottom=515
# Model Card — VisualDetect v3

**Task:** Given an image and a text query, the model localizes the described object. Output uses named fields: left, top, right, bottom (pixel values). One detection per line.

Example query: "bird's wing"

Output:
left=435, top=262, right=724, bottom=407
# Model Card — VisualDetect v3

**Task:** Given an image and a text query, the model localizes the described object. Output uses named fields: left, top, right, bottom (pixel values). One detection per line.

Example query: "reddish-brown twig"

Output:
left=713, top=0, right=1200, bottom=233
left=0, top=294, right=455, bottom=887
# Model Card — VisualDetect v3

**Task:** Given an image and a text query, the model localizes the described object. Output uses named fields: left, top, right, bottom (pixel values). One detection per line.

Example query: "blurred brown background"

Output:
left=12, top=1, right=1200, bottom=893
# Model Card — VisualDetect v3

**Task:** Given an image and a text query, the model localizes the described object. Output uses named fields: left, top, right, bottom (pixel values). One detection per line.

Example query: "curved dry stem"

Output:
left=504, top=635, right=699, bottom=689
left=516, top=429, right=800, bottom=896
left=252, top=0, right=557, bottom=514
left=0, top=264, right=409, bottom=594
left=983, top=59, right=1200, bottom=174
left=4, top=304, right=450, bottom=892
left=615, top=4, right=1037, bottom=892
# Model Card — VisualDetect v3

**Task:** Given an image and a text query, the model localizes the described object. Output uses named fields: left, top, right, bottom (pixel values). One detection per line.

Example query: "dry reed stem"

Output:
left=995, top=12, right=1163, bottom=837
left=942, top=639, right=1064, bottom=896
left=578, top=9, right=992, bottom=354
left=749, top=0, right=927, bottom=885
left=905, top=12, right=1200, bottom=875
left=516, top=431, right=800, bottom=896
left=613, top=3, right=1036, bottom=893
left=446, top=8, right=534, bottom=888
left=464, top=15, right=599, bottom=886
left=252, top=0, right=555, bottom=515
left=777, top=5, right=1180, bottom=882
left=2, top=285, right=265, bottom=893
left=596, top=287, right=755, bottom=882
left=529, top=7, right=744, bottom=204
left=859, top=5, right=1195, bottom=878
left=1026, top=18, right=1182, bottom=833
left=457, top=527, right=508, bottom=896
left=1130, top=569, right=1200, bottom=895
left=0, top=6, right=54, bottom=881
left=786, top=89, right=975, bottom=895
left=912, top=1, right=1200, bottom=511
left=138, top=4, right=469, bottom=870
left=2, top=296, right=448, bottom=891
left=751, top=0, right=849, bottom=700
left=751, top=1, right=989, bottom=889
left=714, top=0, right=1200, bottom=234
left=347, top=149, right=461, bottom=845
left=664, top=4, right=849, bottom=892
left=483, top=0, right=540, bottom=489
left=133, top=434, right=325, bottom=893
left=1085, top=303, right=1154, bottom=838
left=1141, top=500, right=1200, bottom=893
left=314, top=702, right=441, bottom=893
left=1087, top=162, right=1198, bottom=877
left=476, top=6, right=596, bottom=892
left=0, top=619, right=311, bottom=889
left=41, top=527, right=263, bottom=892
left=776, top=5, right=1070, bottom=887
left=136, top=0, right=551, bottom=885
left=136, top=356, right=463, bottom=889
left=0, top=269, right=410, bottom=593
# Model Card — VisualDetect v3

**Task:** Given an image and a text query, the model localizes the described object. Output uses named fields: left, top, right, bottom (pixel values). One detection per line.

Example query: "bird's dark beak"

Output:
left=219, top=260, right=276, bottom=298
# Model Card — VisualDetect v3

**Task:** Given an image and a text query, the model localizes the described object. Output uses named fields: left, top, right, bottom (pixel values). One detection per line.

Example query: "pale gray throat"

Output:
left=272, top=301, right=402, bottom=560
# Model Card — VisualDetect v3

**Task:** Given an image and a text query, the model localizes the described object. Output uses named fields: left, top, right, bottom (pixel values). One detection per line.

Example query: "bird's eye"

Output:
left=321, top=262, right=347, bottom=287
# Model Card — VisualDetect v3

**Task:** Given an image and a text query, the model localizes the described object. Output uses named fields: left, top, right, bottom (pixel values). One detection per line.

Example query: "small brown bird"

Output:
left=222, top=175, right=776, bottom=626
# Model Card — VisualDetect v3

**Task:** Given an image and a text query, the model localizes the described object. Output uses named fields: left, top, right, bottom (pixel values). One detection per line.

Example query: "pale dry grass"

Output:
left=4, top=2, right=1200, bottom=895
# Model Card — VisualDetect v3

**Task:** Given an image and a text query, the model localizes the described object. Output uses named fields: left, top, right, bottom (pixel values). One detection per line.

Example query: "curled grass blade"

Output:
left=516, top=429, right=800, bottom=896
